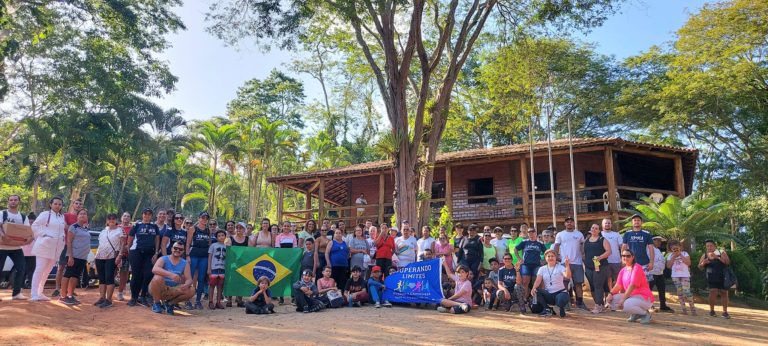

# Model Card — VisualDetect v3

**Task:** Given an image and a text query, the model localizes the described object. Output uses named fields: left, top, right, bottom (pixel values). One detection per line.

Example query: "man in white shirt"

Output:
left=600, top=218, right=623, bottom=290
left=355, top=194, right=367, bottom=225
left=0, top=195, right=31, bottom=300
left=553, top=217, right=586, bottom=310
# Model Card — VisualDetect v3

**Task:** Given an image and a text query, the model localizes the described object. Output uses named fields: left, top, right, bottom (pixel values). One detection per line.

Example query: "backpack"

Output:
left=2, top=210, right=27, bottom=224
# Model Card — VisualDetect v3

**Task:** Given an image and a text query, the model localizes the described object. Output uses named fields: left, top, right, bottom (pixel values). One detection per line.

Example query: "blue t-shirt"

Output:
left=164, top=228, right=188, bottom=255
left=69, top=223, right=91, bottom=260
left=329, top=239, right=349, bottom=267
left=161, top=255, right=187, bottom=287
left=498, top=267, right=517, bottom=288
left=515, top=240, right=546, bottom=265
left=129, top=222, right=160, bottom=251
left=622, top=230, right=653, bottom=266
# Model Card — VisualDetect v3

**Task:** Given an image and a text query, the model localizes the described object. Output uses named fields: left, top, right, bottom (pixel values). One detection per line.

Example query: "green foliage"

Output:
left=689, top=249, right=763, bottom=297
left=438, top=205, right=453, bottom=237
left=227, top=69, right=305, bottom=127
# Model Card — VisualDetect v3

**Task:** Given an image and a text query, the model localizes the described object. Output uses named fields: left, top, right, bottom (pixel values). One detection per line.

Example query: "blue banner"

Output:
left=383, top=258, right=444, bottom=303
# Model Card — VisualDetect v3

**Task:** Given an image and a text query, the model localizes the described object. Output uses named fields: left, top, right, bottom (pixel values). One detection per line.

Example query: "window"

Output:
left=468, top=178, right=493, bottom=204
left=532, top=172, right=557, bottom=192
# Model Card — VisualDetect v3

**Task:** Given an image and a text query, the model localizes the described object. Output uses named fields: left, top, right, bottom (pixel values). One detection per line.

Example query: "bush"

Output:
left=688, top=249, right=763, bottom=296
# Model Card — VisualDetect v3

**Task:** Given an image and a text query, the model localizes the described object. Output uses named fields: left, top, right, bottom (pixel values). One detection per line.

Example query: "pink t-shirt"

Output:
left=617, top=263, right=655, bottom=302
left=450, top=274, right=472, bottom=305
left=274, top=233, right=297, bottom=248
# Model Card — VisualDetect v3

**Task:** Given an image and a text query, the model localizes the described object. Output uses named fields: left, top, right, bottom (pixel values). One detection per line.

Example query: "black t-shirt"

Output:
left=461, top=235, right=483, bottom=261
left=250, top=288, right=272, bottom=305
left=498, top=267, right=518, bottom=288
left=130, top=222, right=160, bottom=251
left=345, top=276, right=366, bottom=293
left=190, top=226, right=211, bottom=258
left=164, top=228, right=188, bottom=254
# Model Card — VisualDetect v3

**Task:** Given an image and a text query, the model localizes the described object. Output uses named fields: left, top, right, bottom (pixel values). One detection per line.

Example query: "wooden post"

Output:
left=277, top=183, right=284, bottom=223
left=318, top=179, right=325, bottom=220
left=519, top=158, right=529, bottom=223
left=604, top=148, right=618, bottom=223
left=674, top=156, right=685, bottom=197
left=445, top=165, right=453, bottom=218
left=304, top=191, right=312, bottom=220
left=378, top=173, right=385, bottom=224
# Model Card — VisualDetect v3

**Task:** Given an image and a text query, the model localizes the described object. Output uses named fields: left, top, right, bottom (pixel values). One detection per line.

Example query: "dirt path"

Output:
left=1, top=289, right=767, bottom=345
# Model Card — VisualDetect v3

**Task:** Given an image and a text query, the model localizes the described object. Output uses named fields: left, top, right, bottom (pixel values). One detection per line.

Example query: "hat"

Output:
left=630, top=213, right=643, bottom=220
left=371, top=266, right=382, bottom=272
left=564, top=216, right=574, bottom=222
left=142, top=208, right=153, bottom=214
left=198, top=211, right=210, bottom=218
left=652, top=236, right=666, bottom=241
left=351, top=266, right=362, bottom=272
left=236, top=222, right=246, bottom=228
left=302, top=269, right=314, bottom=276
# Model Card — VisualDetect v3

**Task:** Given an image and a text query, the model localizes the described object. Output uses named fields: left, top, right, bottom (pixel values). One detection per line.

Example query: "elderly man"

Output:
left=148, top=241, right=194, bottom=315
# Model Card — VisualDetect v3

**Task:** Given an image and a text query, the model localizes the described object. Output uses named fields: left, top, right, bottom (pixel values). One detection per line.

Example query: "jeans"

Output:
left=293, top=287, right=314, bottom=311
left=190, top=255, right=208, bottom=302
left=24, top=256, right=35, bottom=287
left=585, top=267, right=607, bottom=305
left=129, top=249, right=154, bottom=300
left=368, top=279, right=386, bottom=303
left=536, top=288, right=569, bottom=310
left=0, top=249, right=25, bottom=295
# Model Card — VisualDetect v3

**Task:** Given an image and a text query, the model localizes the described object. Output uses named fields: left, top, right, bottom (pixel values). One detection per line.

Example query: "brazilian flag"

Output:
left=223, top=247, right=303, bottom=297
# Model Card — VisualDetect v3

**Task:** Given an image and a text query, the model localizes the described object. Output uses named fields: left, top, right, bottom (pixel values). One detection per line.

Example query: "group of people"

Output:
left=0, top=195, right=734, bottom=322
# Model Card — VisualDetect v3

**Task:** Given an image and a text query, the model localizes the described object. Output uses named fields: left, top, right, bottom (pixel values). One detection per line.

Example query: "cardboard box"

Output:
left=0, top=223, right=34, bottom=246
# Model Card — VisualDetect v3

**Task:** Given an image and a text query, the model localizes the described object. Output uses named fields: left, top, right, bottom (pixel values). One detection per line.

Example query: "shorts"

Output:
left=520, top=264, right=539, bottom=277
left=209, top=269, right=225, bottom=285
left=157, top=281, right=189, bottom=301
left=568, top=264, right=585, bottom=284
left=63, top=258, right=87, bottom=278
left=707, top=278, right=726, bottom=290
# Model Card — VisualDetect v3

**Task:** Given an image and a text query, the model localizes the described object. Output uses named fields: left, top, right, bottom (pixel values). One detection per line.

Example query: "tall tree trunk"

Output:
left=31, top=175, right=40, bottom=213
left=118, top=172, right=129, bottom=212
left=254, top=169, right=264, bottom=219
left=132, top=195, right=143, bottom=220
left=210, top=155, right=218, bottom=218
left=393, top=142, right=418, bottom=230
left=247, top=165, right=255, bottom=221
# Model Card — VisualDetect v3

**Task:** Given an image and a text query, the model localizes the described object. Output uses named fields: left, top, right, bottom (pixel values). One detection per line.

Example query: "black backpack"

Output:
left=2, top=210, right=27, bottom=224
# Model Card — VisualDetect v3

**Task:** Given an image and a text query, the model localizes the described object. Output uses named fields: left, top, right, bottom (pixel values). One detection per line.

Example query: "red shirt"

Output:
left=375, top=236, right=395, bottom=259
left=64, top=212, right=77, bottom=226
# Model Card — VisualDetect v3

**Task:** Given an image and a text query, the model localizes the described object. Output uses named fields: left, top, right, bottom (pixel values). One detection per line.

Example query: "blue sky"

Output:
left=154, top=0, right=710, bottom=121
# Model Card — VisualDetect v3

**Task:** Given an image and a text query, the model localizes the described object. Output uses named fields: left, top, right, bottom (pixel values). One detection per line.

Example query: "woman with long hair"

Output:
left=30, top=197, right=66, bottom=301
left=186, top=211, right=212, bottom=310
left=249, top=218, right=273, bottom=248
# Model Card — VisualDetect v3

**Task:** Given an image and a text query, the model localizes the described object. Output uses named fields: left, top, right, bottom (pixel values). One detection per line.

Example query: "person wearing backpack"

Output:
left=0, top=195, right=31, bottom=300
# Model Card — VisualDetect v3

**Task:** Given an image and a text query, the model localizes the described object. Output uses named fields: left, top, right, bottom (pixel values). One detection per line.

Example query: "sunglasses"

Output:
left=185, top=221, right=193, bottom=225
left=621, top=254, right=633, bottom=258
left=174, top=216, right=184, bottom=220
left=172, top=247, right=184, bottom=251
left=209, top=222, right=217, bottom=226
left=503, top=258, right=512, bottom=261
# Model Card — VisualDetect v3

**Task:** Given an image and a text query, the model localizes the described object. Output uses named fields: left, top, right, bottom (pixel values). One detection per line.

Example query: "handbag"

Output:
left=723, top=267, right=738, bottom=289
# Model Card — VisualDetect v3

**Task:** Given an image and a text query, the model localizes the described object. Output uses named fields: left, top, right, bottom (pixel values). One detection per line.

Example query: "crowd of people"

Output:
left=0, top=195, right=734, bottom=321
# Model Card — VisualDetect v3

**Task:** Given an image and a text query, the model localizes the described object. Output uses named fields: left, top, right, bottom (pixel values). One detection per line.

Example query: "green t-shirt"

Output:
left=507, top=237, right=524, bottom=265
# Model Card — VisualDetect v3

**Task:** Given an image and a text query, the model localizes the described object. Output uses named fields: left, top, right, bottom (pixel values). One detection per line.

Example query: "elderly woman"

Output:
left=607, top=249, right=655, bottom=324
left=532, top=249, right=572, bottom=318
left=30, top=197, right=67, bottom=301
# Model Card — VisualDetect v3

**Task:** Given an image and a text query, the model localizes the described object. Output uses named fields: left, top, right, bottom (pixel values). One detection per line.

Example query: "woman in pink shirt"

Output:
left=607, top=249, right=655, bottom=324
left=434, top=227, right=454, bottom=272
left=274, top=221, right=297, bottom=248
left=437, top=259, right=471, bottom=314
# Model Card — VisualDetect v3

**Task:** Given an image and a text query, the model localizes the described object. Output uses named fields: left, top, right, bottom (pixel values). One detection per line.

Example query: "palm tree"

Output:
left=623, top=194, right=735, bottom=248
left=180, top=174, right=239, bottom=220
left=187, top=119, right=240, bottom=218
left=306, top=131, right=350, bottom=170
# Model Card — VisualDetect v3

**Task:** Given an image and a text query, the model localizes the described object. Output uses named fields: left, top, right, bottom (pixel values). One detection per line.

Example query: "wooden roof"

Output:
left=268, top=137, right=697, bottom=183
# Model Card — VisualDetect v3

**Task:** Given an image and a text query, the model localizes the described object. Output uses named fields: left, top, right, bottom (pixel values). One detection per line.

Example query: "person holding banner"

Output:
left=437, top=259, right=471, bottom=314
left=532, top=249, right=572, bottom=318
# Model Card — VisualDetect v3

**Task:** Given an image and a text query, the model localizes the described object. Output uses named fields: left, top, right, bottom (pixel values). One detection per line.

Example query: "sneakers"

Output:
left=383, top=301, right=392, bottom=307
left=353, top=302, right=362, bottom=307
left=237, top=300, right=245, bottom=308
left=660, top=305, right=675, bottom=313
left=436, top=306, right=449, bottom=313
left=52, top=289, right=61, bottom=297
left=152, top=302, right=164, bottom=313
left=303, top=306, right=310, bottom=313
left=591, top=305, right=604, bottom=314
left=209, top=301, right=216, bottom=310
left=93, top=298, right=106, bottom=306
left=184, top=301, right=195, bottom=310
left=31, top=295, right=50, bottom=302
left=640, top=312, right=652, bottom=324
left=195, top=301, right=204, bottom=310
left=62, top=296, right=77, bottom=306
left=538, top=308, right=552, bottom=317
left=576, top=301, right=588, bottom=310
left=12, top=293, right=28, bottom=300
left=117, top=292, right=125, bottom=301
left=709, top=310, right=717, bottom=317
left=627, top=314, right=641, bottom=322
left=722, top=312, right=731, bottom=319
left=375, top=303, right=381, bottom=308
left=165, top=303, right=175, bottom=315
left=100, top=300, right=114, bottom=308
left=127, top=299, right=138, bottom=307
left=226, top=300, right=233, bottom=308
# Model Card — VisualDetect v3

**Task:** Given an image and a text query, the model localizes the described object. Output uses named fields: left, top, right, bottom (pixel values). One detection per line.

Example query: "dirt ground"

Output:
left=1, top=288, right=767, bottom=345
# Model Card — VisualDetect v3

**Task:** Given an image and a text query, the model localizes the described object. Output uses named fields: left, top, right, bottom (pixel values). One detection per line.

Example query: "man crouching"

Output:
left=149, top=241, right=195, bottom=315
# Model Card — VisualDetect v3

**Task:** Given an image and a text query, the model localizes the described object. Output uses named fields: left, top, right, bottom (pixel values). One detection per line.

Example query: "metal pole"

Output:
left=568, top=116, right=578, bottom=228
left=528, top=119, right=538, bottom=231
left=546, top=113, right=557, bottom=230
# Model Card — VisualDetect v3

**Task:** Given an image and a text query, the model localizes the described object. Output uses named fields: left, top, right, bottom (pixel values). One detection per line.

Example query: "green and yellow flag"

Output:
left=223, top=247, right=303, bottom=297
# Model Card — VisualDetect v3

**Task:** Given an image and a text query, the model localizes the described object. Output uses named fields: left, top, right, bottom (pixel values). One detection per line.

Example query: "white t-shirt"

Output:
left=416, top=237, right=435, bottom=260
left=666, top=251, right=691, bottom=278
left=96, top=227, right=125, bottom=259
left=649, top=247, right=665, bottom=275
left=0, top=209, right=31, bottom=250
left=490, top=238, right=508, bottom=262
left=601, top=230, right=623, bottom=264
left=395, top=236, right=418, bottom=267
left=554, top=230, right=585, bottom=265
left=537, top=264, right=567, bottom=293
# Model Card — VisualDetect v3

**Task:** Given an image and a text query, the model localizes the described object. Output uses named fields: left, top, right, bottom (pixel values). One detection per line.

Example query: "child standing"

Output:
left=207, top=230, right=227, bottom=309
left=301, top=238, right=315, bottom=274
left=666, top=240, right=696, bottom=315
left=245, top=276, right=275, bottom=314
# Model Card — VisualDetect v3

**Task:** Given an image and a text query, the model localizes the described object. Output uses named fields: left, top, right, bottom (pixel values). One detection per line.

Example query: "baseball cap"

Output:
left=302, top=269, right=314, bottom=276
left=631, top=213, right=643, bottom=220
left=652, top=236, right=666, bottom=241
left=564, top=216, right=574, bottom=222
left=142, top=208, right=153, bottom=214
left=371, top=266, right=382, bottom=272
left=198, top=211, right=210, bottom=218
left=236, top=222, right=246, bottom=228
